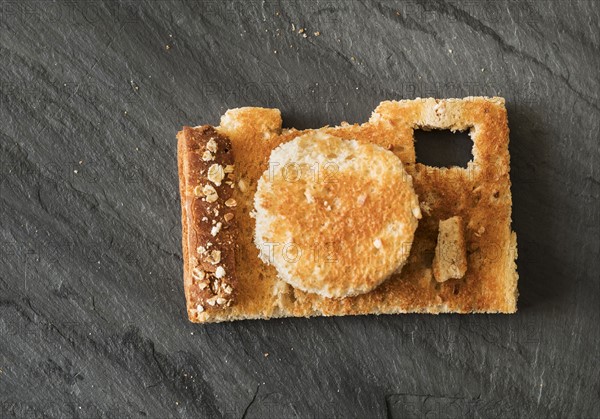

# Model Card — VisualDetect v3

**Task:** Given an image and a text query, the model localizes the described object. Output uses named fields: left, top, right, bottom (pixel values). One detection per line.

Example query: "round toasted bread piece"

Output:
left=254, top=132, right=421, bottom=298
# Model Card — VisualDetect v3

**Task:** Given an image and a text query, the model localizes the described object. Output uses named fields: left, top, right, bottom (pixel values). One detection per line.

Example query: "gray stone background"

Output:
left=0, top=1, right=598, bottom=418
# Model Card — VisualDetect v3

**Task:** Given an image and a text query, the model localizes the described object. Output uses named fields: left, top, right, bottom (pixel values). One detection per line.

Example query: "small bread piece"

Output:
left=177, top=98, right=519, bottom=323
left=177, top=125, right=238, bottom=322
left=254, top=132, right=421, bottom=298
left=433, top=216, right=467, bottom=282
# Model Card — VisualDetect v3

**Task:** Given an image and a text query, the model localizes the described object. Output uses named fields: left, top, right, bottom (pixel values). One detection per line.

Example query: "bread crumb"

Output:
left=314, top=31, right=320, bottom=36
left=373, top=238, right=382, bottom=249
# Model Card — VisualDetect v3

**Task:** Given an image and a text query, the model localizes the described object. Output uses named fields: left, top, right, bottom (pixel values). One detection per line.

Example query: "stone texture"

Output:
left=0, top=1, right=598, bottom=417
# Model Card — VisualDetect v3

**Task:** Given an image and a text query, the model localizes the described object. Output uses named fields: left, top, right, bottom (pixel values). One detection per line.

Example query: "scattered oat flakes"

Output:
left=206, top=138, right=218, bottom=153
left=202, top=150, right=214, bottom=161
left=211, top=222, right=222, bottom=236
left=225, top=198, right=237, bottom=207
left=224, top=213, right=234, bottom=222
left=238, top=179, right=248, bottom=193
left=211, top=279, right=220, bottom=294
left=412, top=206, right=422, bottom=219
left=192, top=268, right=205, bottom=281
left=203, top=184, right=218, bottom=202
left=208, top=250, right=221, bottom=264
left=208, top=163, right=225, bottom=186
left=215, top=266, right=226, bottom=278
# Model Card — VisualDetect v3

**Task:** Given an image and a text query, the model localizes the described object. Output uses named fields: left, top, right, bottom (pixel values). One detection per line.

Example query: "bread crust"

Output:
left=177, top=126, right=238, bottom=321
left=177, top=99, right=519, bottom=322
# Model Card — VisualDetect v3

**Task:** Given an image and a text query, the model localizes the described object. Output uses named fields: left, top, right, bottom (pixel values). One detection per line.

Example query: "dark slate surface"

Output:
left=1, top=1, right=598, bottom=418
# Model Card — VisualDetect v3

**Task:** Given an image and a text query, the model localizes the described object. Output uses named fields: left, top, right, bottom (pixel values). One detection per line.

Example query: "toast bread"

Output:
left=177, top=97, right=518, bottom=323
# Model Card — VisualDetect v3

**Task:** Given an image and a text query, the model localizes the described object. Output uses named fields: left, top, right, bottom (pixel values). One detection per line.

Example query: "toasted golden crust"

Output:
left=254, top=132, right=421, bottom=298
left=177, top=98, right=518, bottom=322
